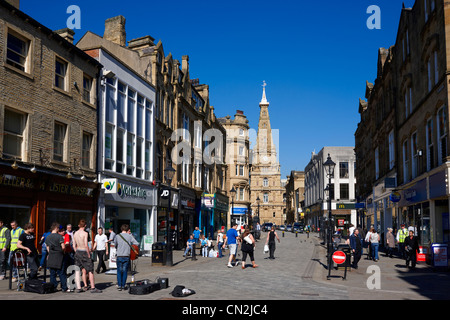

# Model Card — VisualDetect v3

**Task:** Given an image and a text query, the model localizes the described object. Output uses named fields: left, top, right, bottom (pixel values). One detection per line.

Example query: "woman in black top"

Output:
left=240, top=229, right=258, bottom=269
left=265, top=226, right=280, bottom=259
left=404, top=230, right=420, bottom=269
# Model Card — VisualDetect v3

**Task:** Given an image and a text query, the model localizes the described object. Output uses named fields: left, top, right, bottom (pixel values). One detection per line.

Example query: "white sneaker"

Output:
left=227, top=263, right=233, bottom=268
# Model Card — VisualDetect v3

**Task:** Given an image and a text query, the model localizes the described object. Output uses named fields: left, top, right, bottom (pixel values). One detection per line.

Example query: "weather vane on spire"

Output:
left=260, top=80, right=268, bottom=104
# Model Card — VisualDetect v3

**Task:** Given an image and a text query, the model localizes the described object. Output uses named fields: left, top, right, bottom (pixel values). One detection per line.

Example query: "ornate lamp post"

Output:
left=323, top=154, right=336, bottom=279
left=164, top=164, right=176, bottom=267
left=230, top=187, right=236, bottom=226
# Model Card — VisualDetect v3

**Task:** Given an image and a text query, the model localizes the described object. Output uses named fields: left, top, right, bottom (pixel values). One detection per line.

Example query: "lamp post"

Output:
left=230, top=187, right=236, bottom=226
left=164, top=164, right=176, bottom=267
left=323, top=154, right=336, bottom=279
left=256, top=196, right=261, bottom=239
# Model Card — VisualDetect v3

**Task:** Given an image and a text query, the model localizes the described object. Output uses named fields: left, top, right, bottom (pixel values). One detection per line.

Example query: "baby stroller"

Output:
left=9, top=249, right=28, bottom=291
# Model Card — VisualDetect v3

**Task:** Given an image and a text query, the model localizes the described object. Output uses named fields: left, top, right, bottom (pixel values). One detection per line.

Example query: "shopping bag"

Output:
left=263, top=244, right=269, bottom=254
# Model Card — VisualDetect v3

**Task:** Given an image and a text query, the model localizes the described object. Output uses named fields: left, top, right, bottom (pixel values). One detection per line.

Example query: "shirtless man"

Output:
left=73, top=220, right=101, bottom=293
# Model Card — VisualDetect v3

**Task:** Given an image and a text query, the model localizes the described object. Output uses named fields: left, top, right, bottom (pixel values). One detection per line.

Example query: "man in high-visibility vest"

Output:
left=396, top=224, right=408, bottom=259
left=9, top=221, right=24, bottom=282
left=0, top=220, right=11, bottom=280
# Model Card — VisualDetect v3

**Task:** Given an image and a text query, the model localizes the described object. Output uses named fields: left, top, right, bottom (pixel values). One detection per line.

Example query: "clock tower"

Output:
left=250, top=82, right=285, bottom=226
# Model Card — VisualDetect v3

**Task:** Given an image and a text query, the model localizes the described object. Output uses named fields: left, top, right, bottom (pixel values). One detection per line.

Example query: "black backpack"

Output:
left=170, top=285, right=195, bottom=297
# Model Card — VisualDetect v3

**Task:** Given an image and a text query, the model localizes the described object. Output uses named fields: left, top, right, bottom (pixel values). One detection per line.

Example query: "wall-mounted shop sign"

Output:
left=49, top=182, right=94, bottom=197
left=103, top=178, right=155, bottom=206
left=202, top=194, right=215, bottom=208
left=0, top=174, right=34, bottom=189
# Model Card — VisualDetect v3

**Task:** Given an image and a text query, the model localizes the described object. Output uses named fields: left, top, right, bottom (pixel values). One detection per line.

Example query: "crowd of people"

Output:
left=182, top=222, right=284, bottom=269
left=346, top=224, right=421, bottom=270
left=0, top=218, right=141, bottom=293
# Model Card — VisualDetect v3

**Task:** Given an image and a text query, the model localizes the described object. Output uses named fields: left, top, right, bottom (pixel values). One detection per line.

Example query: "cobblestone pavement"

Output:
left=1, top=232, right=449, bottom=301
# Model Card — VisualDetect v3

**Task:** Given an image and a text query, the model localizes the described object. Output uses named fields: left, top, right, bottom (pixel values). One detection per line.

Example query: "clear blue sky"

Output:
left=21, top=0, right=415, bottom=178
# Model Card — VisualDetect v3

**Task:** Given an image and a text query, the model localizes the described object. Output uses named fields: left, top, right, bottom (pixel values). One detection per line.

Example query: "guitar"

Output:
left=130, top=245, right=139, bottom=261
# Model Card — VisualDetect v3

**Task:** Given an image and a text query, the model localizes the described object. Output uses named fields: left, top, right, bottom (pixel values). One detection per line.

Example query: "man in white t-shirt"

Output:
left=93, top=227, right=109, bottom=274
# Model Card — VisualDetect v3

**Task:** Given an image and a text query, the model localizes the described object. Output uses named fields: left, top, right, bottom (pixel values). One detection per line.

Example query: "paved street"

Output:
left=1, top=232, right=450, bottom=301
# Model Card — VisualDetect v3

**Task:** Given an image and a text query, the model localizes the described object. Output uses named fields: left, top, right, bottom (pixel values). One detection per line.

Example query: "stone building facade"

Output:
left=0, top=0, right=102, bottom=241
left=285, top=171, right=305, bottom=224
left=218, top=110, right=251, bottom=228
left=355, top=0, right=450, bottom=253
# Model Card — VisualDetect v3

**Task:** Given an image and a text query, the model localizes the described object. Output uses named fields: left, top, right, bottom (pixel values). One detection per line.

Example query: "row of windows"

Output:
left=6, top=29, right=94, bottom=104
left=104, top=78, right=153, bottom=180
left=402, top=106, right=447, bottom=183
left=3, top=108, right=93, bottom=168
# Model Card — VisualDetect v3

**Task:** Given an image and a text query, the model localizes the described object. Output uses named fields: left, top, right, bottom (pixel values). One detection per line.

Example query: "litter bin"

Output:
left=431, top=243, right=448, bottom=268
left=152, top=242, right=167, bottom=266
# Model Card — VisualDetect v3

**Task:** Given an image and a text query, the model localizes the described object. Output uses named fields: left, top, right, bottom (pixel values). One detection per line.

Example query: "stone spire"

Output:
left=260, top=80, right=269, bottom=106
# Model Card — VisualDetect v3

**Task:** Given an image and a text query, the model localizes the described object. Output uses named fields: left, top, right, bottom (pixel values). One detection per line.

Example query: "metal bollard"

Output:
left=282, top=231, right=285, bottom=237
left=296, top=231, right=298, bottom=238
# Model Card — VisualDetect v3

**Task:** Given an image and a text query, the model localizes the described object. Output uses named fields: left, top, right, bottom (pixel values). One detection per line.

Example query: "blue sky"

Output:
left=21, top=0, right=416, bottom=178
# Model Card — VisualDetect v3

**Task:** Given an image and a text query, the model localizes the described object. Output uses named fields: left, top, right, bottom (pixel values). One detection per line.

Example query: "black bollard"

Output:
left=192, top=242, right=197, bottom=261
left=296, top=231, right=298, bottom=238
left=282, top=231, right=285, bottom=237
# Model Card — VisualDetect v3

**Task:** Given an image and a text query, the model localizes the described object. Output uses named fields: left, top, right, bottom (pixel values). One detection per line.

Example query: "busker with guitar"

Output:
left=114, top=224, right=139, bottom=291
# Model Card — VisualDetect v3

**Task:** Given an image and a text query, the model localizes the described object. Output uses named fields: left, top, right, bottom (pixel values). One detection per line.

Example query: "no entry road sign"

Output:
left=332, top=251, right=346, bottom=265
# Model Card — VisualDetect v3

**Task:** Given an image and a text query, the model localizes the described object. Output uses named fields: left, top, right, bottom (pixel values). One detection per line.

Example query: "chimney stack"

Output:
left=54, top=28, right=75, bottom=44
left=5, top=0, right=20, bottom=9
left=104, top=16, right=126, bottom=47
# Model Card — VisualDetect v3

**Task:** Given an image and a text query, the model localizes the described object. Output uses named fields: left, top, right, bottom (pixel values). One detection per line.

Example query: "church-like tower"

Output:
left=250, top=82, right=285, bottom=225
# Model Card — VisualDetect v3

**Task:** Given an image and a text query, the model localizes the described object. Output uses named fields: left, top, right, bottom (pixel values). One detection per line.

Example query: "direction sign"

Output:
left=332, top=251, right=346, bottom=264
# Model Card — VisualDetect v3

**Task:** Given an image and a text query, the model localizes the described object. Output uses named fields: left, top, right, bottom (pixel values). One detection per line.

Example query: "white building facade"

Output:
left=304, top=147, right=357, bottom=236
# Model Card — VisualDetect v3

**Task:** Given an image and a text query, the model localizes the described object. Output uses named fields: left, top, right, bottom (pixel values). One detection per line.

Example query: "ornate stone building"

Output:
left=218, top=110, right=251, bottom=228
left=250, top=84, right=284, bottom=225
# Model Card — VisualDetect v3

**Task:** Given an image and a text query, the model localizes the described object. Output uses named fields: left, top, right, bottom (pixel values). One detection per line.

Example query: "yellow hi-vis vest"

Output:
left=10, top=227, right=23, bottom=251
left=0, top=227, right=8, bottom=249
left=398, top=229, right=408, bottom=243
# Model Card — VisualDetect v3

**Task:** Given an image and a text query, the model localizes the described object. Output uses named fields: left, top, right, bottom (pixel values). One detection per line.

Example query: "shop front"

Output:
left=99, top=176, right=157, bottom=252
left=396, top=169, right=450, bottom=263
left=0, top=165, right=99, bottom=245
left=179, top=186, right=196, bottom=249
left=157, top=184, right=179, bottom=246
left=200, top=193, right=228, bottom=238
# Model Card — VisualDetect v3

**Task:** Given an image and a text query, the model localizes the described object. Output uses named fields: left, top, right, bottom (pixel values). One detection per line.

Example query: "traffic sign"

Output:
left=332, top=251, right=346, bottom=264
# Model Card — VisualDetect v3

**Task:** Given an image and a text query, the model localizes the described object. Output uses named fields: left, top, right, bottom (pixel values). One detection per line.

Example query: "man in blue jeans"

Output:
left=223, top=223, right=240, bottom=268
left=114, top=224, right=139, bottom=291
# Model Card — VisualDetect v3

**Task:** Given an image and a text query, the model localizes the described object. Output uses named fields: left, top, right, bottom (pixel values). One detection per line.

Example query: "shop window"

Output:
left=3, top=108, right=27, bottom=159
left=0, top=206, right=31, bottom=230
left=45, top=208, right=92, bottom=233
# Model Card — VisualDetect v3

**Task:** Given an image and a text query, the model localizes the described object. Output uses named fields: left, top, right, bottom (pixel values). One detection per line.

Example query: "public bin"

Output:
left=431, top=243, right=448, bottom=268
left=152, top=242, right=167, bottom=266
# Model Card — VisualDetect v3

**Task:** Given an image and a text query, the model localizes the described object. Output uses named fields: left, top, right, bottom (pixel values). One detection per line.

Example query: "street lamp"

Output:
left=256, top=196, right=261, bottom=239
left=323, top=154, right=336, bottom=279
left=164, top=164, right=176, bottom=267
left=230, top=187, right=236, bottom=226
